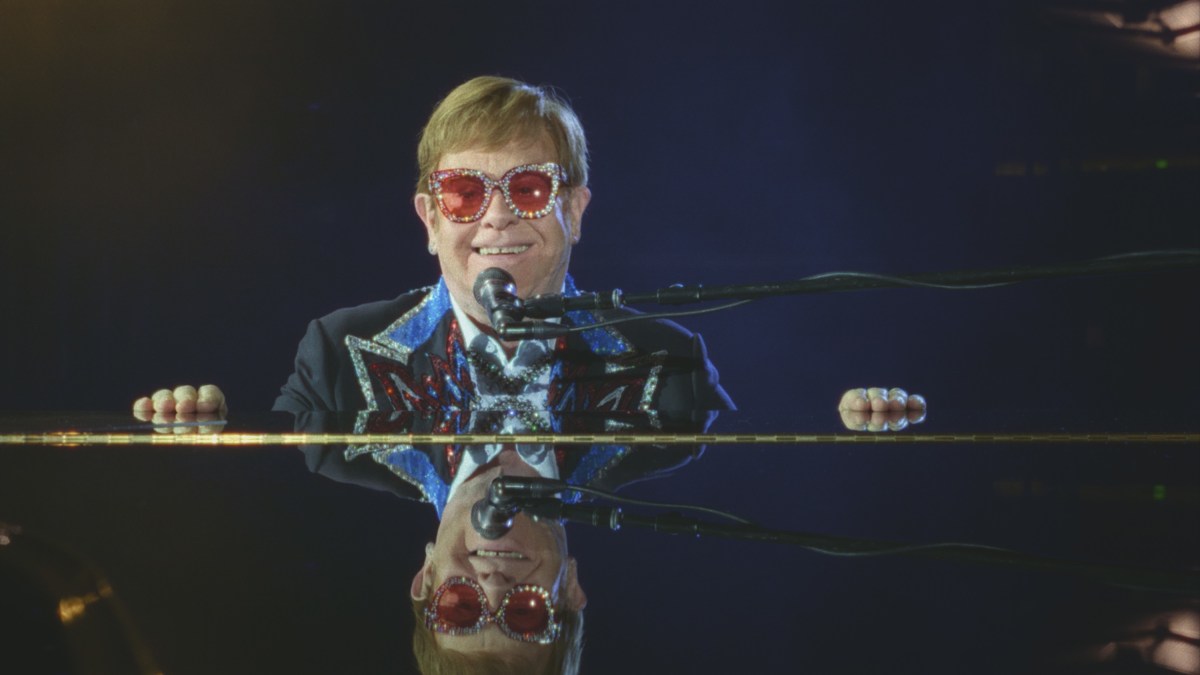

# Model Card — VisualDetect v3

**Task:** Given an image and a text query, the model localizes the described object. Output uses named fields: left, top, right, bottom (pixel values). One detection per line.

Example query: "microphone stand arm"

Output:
left=520, top=498, right=1200, bottom=594
left=522, top=251, right=1200, bottom=317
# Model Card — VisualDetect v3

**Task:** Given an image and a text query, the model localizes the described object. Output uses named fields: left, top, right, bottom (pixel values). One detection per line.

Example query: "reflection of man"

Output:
left=297, top=409, right=703, bottom=673
left=410, top=448, right=585, bottom=673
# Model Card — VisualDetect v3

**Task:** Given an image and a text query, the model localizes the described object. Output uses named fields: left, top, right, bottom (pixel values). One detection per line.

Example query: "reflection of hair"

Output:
left=415, top=76, right=589, bottom=197
left=411, top=593, right=584, bottom=675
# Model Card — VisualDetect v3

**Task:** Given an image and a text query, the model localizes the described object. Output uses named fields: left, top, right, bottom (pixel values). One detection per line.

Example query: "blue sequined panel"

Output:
left=383, top=279, right=452, bottom=352
left=375, top=446, right=451, bottom=517
left=563, top=444, right=629, bottom=503
left=562, top=275, right=632, bottom=356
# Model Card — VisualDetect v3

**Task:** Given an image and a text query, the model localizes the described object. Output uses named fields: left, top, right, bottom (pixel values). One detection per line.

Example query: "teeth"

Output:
left=477, top=245, right=530, bottom=255
left=474, top=550, right=527, bottom=559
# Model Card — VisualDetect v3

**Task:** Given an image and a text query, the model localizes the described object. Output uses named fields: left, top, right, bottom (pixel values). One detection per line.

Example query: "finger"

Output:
left=133, top=396, right=154, bottom=414
left=170, top=412, right=202, bottom=435
left=907, top=393, right=927, bottom=410
left=150, top=410, right=175, bottom=433
left=866, top=388, right=889, bottom=412
left=839, top=388, right=870, bottom=412
left=196, top=384, right=226, bottom=414
left=907, top=408, right=927, bottom=425
left=866, top=411, right=890, bottom=432
left=151, top=389, right=176, bottom=413
left=195, top=413, right=224, bottom=434
left=886, top=387, right=908, bottom=412
left=173, top=385, right=199, bottom=414
left=132, top=407, right=153, bottom=422
left=886, top=414, right=909, bottom=432
left=840, top=408, right=870, bottom=431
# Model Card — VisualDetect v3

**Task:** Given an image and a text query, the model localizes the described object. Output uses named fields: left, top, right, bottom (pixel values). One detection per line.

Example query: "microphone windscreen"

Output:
left=473, top=267, right=515, bottom=303
left=470, top=498, right=510, bottom=540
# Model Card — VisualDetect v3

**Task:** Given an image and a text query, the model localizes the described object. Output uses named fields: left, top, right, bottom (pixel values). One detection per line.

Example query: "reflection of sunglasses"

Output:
left=424, top=576, right=560, bottom=644
left=429, top=163, right=567, bottom=223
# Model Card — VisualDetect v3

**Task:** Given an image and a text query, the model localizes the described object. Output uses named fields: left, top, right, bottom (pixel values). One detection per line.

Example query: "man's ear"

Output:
left=565, top=186, right=590, bottom=245
left=414, top=193, right=439, bottom=248
left=564, top=556, right=587, bottom=611
left=410, top=542, right=435, bottom=601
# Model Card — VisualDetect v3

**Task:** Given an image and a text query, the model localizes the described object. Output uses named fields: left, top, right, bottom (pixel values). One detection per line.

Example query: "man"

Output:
left=134, top=76, right=922, bottom=423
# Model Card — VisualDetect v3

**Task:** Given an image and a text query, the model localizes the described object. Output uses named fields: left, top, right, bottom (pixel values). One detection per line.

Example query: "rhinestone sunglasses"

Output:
left=429, top=163, right=567, bottom=223
left=423, top=576, right=561, bottom=644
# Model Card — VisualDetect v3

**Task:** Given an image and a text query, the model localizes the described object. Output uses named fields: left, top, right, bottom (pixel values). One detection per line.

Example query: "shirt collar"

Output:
left=447, top=280, right=563, bottom=366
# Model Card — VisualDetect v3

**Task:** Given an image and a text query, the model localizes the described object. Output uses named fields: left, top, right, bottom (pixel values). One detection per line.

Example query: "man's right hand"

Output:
left=133, top=385, right=227, bottom=415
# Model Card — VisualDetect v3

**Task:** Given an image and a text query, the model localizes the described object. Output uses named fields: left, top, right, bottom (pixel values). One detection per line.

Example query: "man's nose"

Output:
left=471, top=565, right=518, bottom=608
left=470, top=554, right=519, bottom=580
left=479, top=187, right=517, bottom=230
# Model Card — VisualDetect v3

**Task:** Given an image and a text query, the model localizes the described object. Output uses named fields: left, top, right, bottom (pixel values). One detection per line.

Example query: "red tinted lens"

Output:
left=439, top=175, right=488, bottom=218
left=507, top=170, right=554, bottom=213
left=503, top=590, right=550, bottom=635
left=435, top=583, right=484, bottom=627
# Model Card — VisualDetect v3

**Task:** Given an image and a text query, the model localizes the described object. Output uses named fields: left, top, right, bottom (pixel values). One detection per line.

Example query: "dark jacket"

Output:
left=272, top=279, right=733, bottom=414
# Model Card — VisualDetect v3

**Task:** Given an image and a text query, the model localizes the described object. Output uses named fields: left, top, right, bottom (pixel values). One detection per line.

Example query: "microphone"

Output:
left=470, top=477, right=569, bottom=539
left=473, top=268, right=523, bottom=332
left=522, top=499, right=625, bottom=531
left=470, top=478, right=520, bottom=540
left=494, top=476, right=567, bottom=497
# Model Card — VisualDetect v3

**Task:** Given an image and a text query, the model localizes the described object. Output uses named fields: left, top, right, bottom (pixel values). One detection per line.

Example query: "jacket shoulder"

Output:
left=311, top=287, right=432, bottom=341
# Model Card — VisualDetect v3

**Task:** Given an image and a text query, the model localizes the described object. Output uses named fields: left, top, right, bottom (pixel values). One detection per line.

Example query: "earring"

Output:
left=427, top=241, right=437, bottom=255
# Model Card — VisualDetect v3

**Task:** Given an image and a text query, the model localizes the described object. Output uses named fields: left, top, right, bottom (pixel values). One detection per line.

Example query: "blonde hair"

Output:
left=415, top=76, right=589, bottom=196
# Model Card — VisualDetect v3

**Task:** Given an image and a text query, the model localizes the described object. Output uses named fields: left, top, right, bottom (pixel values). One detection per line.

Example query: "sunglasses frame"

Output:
left=423, top=575, right=561, bottom=644
left=428, top=163, right=567, bottom=223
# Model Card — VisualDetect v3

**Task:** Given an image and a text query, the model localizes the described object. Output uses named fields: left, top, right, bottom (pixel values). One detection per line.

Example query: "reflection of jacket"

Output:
left=272, top=277, right=734, bottom=414
left=296, top=410, right=713, bottom=517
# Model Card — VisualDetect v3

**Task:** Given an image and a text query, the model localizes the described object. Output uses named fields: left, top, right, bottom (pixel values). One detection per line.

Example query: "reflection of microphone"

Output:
left=473, top=268, right=523, bottom=332
left=494, top=477, right=567, bottom=497
left=470, top=478, right=520, bottom=540
left=470, top=477, right=569, bottom=540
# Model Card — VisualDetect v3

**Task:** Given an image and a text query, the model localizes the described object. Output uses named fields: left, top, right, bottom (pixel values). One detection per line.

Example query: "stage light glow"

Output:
left=1153, top=639, right=1198, bottom=673
left=1046, top=0, right=1200, bottom=61
left=1170, top=611, right=1200, bottom=641
left=58, top=595, right=91, bottom=624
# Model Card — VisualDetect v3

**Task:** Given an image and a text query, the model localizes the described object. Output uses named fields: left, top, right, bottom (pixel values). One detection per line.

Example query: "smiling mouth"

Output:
left=475, top=245, right=531, bottom=256
left=472, top=549, right=527, bottom=560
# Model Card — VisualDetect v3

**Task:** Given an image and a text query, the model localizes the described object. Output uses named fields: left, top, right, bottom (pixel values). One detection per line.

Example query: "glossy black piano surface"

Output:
left=2, top=409, right=1196, bottom=674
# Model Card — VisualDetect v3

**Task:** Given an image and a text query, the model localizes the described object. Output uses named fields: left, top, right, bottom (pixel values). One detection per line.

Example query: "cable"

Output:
left=543, top=479, right=1198, bottom=590
left=798, top=270, right=1015, bottom=290
left=800, top=541, right=1025, bottom=558
left=556, top=248, right=1200, bottom=333
left=561, top=300, right=755, bottom=333
left=555, top=483, right=1044, bottom=559
left=563, top=484, right=754, bottom=524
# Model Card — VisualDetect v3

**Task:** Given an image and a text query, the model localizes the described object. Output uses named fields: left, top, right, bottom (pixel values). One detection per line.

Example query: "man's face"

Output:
left=414, top=135, right=591, bottom=326
left=410, top=450, right=585, bottom=656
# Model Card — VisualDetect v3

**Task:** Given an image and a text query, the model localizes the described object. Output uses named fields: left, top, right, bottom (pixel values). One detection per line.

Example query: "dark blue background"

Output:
left=2, top=1, right=1196, bottom=415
